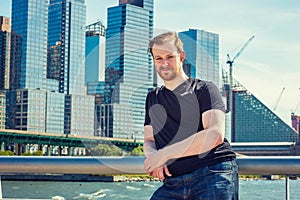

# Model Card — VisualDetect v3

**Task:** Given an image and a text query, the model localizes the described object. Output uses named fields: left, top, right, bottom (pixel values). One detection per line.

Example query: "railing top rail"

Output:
left=1, top=156, right=300, bottom=175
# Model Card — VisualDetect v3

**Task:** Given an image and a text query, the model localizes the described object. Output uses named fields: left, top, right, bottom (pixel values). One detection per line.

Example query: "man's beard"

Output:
left=157, top=66, right=177, bottom=81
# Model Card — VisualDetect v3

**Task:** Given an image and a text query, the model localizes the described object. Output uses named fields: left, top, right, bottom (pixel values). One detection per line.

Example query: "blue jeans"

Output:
left=150, top=159, right=239, bottom=200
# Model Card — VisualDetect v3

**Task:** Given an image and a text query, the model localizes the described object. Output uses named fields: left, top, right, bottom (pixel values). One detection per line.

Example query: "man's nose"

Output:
left=161, top=58, right=169, bottom=65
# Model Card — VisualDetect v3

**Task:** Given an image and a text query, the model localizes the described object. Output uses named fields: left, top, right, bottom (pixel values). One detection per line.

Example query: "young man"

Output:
left=144, top=32, right=238, bottom=200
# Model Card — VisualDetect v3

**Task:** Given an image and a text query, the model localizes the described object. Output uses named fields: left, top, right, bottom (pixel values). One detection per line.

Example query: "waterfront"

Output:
left=2, top=179, right=300, bottom=199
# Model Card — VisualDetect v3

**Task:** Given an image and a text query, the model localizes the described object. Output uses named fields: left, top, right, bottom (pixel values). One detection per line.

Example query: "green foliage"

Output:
left=90, top=143, right=125, bottom=156
left=32, top=150, right=43, bottom=156
left=21, top=150, right=43, bottom=156
left=0, top=150, right=14, bottom=156
left=239, top=175, right=262, bottom=179
left=129, top=145, right=144, bottom=156
left=21, top=152, right=32, bottom=156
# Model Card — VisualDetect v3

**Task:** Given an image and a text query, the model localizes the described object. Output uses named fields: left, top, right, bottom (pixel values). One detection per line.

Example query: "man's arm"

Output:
left=144, top=125, right=172, bottom=179
left=144, top=109, right=225, bottom=172
left=143, top=125, right=157, bottom=157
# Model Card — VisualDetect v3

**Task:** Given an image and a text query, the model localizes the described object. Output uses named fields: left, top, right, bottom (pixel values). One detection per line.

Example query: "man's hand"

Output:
left=144, top=150, right=167, bottom=172
left=148, top=165, right=172, bottom=180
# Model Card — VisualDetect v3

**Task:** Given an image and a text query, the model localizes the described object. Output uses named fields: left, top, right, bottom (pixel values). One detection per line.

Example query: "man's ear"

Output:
left=180, top=51, right=185, bottom=62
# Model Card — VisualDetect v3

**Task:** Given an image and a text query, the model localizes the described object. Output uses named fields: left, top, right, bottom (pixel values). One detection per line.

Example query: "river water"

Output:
left=1, top=179, right=300, bottom=199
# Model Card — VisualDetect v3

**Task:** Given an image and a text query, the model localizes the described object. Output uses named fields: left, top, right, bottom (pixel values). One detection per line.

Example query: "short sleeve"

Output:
left=144, top=92, right=151, bottom=126
left=197, top=81, right=226, bottom=113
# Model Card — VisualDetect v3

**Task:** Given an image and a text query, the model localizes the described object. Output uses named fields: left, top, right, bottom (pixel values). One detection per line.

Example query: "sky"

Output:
left=1, top=0, right=300, bottom=125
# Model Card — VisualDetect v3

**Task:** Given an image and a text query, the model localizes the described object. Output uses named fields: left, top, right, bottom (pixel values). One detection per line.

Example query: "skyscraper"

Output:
left=48, top=0, right=94, bottom=135
left=7, top=0, right=49, bottom=132
left=101, top=0, right=154, bottom=139
left=178, top=29, right=233, bottom=140
left=85, top=20, right=106, bottom=84
left=179, top=29, right=220, bottom=86
left=0, top=16, right=11, bottom=90
left=7, top=0, right=94, bottom=135
left=11, top=0, right=48, bottom=90
left=0, top=92, right=5, bottom=129
left=48, top=0, right=86, bottom=95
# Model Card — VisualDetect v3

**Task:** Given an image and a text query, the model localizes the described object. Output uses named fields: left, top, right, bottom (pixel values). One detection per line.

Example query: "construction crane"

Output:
left=292, top=88, right=300, bottom=114
left=226, top=35, right=255, bottom=88
left=273, top=87, right=285, bottom=111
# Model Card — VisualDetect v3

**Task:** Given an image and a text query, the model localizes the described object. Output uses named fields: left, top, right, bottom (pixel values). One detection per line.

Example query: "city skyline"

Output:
left=1, top=0, right=300, bottom=125
left=0, top=0, right=95, bottom=135
left=88, top=0, right=300, bottom=126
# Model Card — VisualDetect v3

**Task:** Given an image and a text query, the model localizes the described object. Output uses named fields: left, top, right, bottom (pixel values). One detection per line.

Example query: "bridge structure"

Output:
left=1, top=129, right=300, bottom=156
left=0, top=129, right=143, bottom=155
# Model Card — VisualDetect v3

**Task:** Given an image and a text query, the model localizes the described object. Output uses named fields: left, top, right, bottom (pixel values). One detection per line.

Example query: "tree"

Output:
left=90, top=143, right=125, bottom=156
left=0, top=150, right=14, bottom=156
left=21, top=150, right=43, bottom=156
left=32, top=150, right=43, bottom=156
left=130, top=145, right=144, bottom=156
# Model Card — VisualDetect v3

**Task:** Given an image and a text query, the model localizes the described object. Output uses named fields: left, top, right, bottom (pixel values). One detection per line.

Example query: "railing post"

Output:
left=0, top=175, right=2, bottom=199
left=285, top=176, right=289, bottom=200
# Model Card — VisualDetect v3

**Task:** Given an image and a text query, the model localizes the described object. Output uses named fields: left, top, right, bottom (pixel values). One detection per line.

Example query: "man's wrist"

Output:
left=158, top=146, right=172, bottom=162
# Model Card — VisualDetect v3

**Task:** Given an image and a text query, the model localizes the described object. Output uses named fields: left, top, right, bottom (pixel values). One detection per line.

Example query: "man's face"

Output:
left=152, top=41, right=185, bottom=82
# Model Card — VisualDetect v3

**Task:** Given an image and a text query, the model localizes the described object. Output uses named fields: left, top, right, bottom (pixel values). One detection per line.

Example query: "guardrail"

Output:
left=1, top=156, right=300, bottom=199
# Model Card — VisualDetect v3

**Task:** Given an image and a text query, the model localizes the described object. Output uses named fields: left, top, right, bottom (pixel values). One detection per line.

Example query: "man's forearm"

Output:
left=158, top=109, right=225, bottom=161
left=159, top=128, right=223, bottom=161
left=144, top=140, right=157, bottom=157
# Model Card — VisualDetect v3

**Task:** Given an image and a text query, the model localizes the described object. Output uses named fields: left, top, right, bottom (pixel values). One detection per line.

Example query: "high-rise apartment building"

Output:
left=85, top=20, right=106, bottom=84
left=0, top=92, right=5, bottom=129
left=48, top=0, right=86, bottom=95
left=179, top=29, right=220, bottom=86
left=47, top=0, right=94, bottom=135
left=64, top=94, right=95, bottom=136
left=0, top=16, right=11, bottom=90
left=6, top=0, right=94, bottom=135
left=7, top=0, right=49, bottom=132
left=0, top=17, right=10, bottom=130
left=100, top=0, right=154, bottom=139
left=178, top=29, right=232, bottom=140
left=11, top=0, right=48, bottom=90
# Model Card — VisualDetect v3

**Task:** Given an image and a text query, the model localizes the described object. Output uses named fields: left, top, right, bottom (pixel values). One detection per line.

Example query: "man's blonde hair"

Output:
left=148, top=31, right=184, bottom=56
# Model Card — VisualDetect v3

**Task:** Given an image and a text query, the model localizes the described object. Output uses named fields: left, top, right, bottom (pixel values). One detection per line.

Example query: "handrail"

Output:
left=0, top=156, right=300, bottom=175
left=0, top=156, right=300, bottom=200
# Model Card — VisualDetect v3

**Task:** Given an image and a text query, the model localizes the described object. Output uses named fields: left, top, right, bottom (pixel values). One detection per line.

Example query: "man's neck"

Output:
left=164, top=74, right=189, bottom=91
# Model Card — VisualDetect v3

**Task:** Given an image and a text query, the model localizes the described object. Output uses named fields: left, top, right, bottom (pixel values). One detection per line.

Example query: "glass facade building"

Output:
left=103, top=0, right=154, bottom=139
left=48, top=0, right=95, bottom=136
left=179, top=29, right=220, bottom=86
left=8, top=31, right=22, bottom=91
left=48, top=0, right=86, bottom=95
left=232, top=88, right=298, bottom=142
left=7, top=0, right=94, bottom=135
left=0, top=92, right=5, bottom=129
left=11, top=0, right=48, bottom=90
left=0, top=16, right=11, bottom=90
left=46, top=91, right=65, bottom=134
left=14, top=89, right=47, bottom=132
left=64, top=94, right=95, bottom=136
left=87, top=81, right=109, bottom=137
left=85, top=20, right=106, bottom=84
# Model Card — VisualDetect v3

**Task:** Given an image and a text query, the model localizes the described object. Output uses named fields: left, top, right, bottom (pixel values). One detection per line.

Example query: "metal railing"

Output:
left=1, top=156, right=300, bottom=199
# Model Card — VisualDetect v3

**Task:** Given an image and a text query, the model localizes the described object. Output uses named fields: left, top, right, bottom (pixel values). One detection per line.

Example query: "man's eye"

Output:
left=155, top=58, right=162, bottom=61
